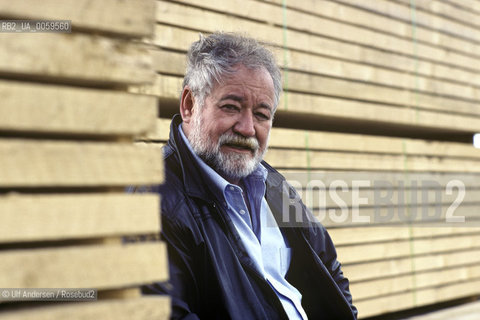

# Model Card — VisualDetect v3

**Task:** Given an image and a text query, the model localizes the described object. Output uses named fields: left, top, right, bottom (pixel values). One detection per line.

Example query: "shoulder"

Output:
left=160, top=143, right=188, bottom=218
left=159, top=144, right=205, bottom=246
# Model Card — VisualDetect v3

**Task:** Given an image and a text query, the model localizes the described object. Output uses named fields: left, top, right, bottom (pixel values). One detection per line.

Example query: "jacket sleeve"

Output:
left=284, top=179, right=358, bottom=317
left=308, top=219, right=358, bottom=319
left=284, top=179, right=358, bottom=319
left=161, top=205, right=202, bottom=320
left=265, top=166, right=358, bottom=319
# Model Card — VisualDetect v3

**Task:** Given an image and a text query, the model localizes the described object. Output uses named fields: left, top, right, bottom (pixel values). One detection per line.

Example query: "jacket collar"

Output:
left=167, top=114, right=217, bottom=201
left=263, top=161, right=316, bottom=231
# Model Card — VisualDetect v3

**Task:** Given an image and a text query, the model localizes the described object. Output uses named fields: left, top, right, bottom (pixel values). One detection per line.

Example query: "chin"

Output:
left=216, top=155, right=258, bottom=180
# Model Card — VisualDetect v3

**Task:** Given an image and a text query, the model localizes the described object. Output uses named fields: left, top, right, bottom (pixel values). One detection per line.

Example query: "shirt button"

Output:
left=239, top=209, right=246, bottom=215
left=229, top=186, right=235, bottom=191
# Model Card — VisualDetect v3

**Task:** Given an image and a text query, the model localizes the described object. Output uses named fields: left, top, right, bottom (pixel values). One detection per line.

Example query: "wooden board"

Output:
left=351, top=264, right=480, bottom=301
left=0, top=80, right=157, bottom=137
left=279, top=170, right=480, bottom=188
left=264, top=148, right=480, bottom=172
left=171, top=0, right=480, bottom=76
left=156, top=1, right=480, bottom=75
left=149, top=74, right=480, bottom=133
left=152, top=49, right=185, bottom=75
left=406, top=300, right=480, bottom=320
left=142, top=118, right=171, bottom=141
left=291, top=187, right=480, bottom=210
left=133, top=74, right=182, bottom=99
left=342, top=248, right=480, bottom=282
left=0, top=0, right=156, bottom=37
left=154, top=23, right=480, bottom=90
left=329, top=227, right=480, bottom=246
left=312, top=205, right=480, bottom=228
left=152, top=25, right=431, bottom=84
left=0, top=193, right=160, bottom=243
left=335, top=0, right=480, bottom=44
left=152, top=48, right=480, bottom=104
left=393, top=0, right=480, bottom=29
left=0, top=33, right=154, bottom=86
left=269, top=127, right=480, bottom=158
left=0, top=140, right=163, bottom=187
left=336, top=234, right=480, bottom=264
left=0, top=242, right=167, bottom=288
left=445, top=0, right=480, bottom=13
left=355, top=290, right=417, bottom=318
left=0, top=296, right=170, bottom=320
left=279, top=91, right=480, bottom=128
left=284, top=71, right=480, bottom=117
left=259, top=0, right=480, bottom=61
left=356, top=279, right=480, bottom=318
left=146, top=118, right=480, bottom=158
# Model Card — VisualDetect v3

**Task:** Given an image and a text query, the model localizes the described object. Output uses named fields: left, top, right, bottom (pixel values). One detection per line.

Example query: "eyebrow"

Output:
left=258, top=103, right=272, bottom=111
left=219, top=94, right=243, bottom=103
left=220, top=94, right=273, bottom=111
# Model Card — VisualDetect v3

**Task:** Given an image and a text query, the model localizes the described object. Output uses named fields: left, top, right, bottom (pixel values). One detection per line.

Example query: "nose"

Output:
left=233, top=111, right=255, bottom=137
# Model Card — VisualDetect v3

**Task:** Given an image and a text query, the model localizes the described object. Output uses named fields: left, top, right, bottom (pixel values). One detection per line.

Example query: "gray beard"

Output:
left=188, top=113, right=267, bottom=182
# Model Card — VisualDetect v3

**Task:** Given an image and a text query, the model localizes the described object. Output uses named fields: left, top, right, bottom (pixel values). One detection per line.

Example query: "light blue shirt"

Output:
left=179, top=125, right=308, bottom=319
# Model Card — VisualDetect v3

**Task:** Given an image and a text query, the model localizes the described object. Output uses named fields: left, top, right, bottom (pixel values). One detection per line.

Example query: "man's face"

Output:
left=186, top=65, right=275, bottom=183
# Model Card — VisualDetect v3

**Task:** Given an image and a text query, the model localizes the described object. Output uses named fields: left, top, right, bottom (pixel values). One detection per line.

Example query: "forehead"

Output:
left=210, top=65, right=275, bottom=100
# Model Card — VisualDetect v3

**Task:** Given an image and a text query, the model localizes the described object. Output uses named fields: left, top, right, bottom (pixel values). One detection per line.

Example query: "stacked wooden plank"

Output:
left=0, top=1, right=169, bottom=319
left=406, top=300, right=480, bottom=320
left=264, top=130, right=480, bottom=317
left=146, top=0, right=480, bottom=318
left=147, top=0, right=480, bottom=138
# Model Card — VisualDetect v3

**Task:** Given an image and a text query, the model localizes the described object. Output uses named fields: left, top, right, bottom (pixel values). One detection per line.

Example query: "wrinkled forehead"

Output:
left=211, top=65, right=275, bottom=100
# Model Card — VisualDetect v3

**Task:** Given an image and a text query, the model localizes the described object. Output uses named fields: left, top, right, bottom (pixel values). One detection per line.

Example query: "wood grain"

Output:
left=0, top=193, right=160, bottom=243
left=153, top=23, right=480, bottom=89
left=0, top=33, right=154, bottom=85
left=156, top=1, right=480, bottom=74
left=0, top=0, right=156, bottom=37
left=0, top=242, right=167, bottom=288
left=0, top=140, right=163, bottom=187
left=146, top=75, right=480, bottom=133
left=0, top=80, right=157, bottom=137
left=0, top=296, right=170, bottom=320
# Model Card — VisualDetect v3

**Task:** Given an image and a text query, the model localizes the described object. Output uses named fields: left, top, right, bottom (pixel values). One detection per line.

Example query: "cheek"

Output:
left=256, top=126, right=271, bottom=148
left=204, top=123, right=225, bottom=143
left=214, top=119, right=237, bottom=137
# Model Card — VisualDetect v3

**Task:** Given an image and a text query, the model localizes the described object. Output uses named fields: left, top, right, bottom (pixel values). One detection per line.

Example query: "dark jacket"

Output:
left=154, top=115, right=357, bottom=319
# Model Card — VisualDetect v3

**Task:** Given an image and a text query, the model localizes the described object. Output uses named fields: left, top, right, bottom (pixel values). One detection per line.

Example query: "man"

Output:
left=155, top=32, right=357, bottom=319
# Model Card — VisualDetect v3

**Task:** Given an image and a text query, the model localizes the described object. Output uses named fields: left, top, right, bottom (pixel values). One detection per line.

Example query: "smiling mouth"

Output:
left=219, top=134, right=259, bottom=154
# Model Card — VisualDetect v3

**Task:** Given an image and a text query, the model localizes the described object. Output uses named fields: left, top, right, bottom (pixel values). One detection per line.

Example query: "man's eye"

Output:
left=255, top=112, right=270, bottom=120
left=222, top=104, right=240, bottom=111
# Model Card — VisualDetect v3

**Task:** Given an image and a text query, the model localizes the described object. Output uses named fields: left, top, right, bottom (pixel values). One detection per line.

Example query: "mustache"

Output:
left=218, top=133, right=259, bottom=151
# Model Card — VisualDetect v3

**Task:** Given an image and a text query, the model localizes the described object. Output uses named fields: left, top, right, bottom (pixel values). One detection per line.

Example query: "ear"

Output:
left=180, top=86, right=195, bottom=125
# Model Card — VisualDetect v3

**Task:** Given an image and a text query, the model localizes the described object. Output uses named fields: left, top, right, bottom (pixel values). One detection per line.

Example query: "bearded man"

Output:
left=153, top=32, right=357, bottom=320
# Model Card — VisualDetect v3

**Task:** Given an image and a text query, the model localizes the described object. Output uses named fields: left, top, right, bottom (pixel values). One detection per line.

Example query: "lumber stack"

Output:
left=147, top=0, right=480, bottom=139
left=265, top=131, right=480, bottom=317
left=146, top=0, right=480, bottom=318
left=0, top=1, right=169, bottom=319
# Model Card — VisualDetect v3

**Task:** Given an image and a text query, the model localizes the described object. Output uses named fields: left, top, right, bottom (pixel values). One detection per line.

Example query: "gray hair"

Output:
left=182, top=32, right=282, bottom=108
